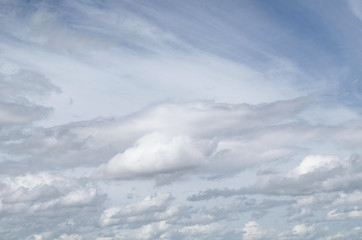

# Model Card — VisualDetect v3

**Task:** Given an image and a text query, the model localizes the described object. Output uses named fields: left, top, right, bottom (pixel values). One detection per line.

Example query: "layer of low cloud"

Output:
left=0, top=172, right=104, bottom=239
left=1, top=97, right=317, bottom=177
left=188, top=154, right=362, bottom=200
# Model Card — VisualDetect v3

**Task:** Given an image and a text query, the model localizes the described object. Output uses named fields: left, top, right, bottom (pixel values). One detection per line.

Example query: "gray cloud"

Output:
left=1, top=97, right=315, bottom=176
left=188, top=154, right=362, bottom=201
left=0, top=172, right=105, bottom=240
left=0, top=69, right=59, bottom=125
left=99, top=193, right=177, bottom=228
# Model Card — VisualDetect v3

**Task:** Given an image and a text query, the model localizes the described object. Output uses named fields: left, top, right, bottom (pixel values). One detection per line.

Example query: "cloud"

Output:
left=327, top=122, right=362, bottom=150
left=0, top=101, right=50, bottom=125
left=0, top=0, right=316, bottom=129
left=322, top=226, right=362, bottom=240
left=0, top=68, right=59, bottom=125
left=239, top=222, right=330, bottom=240
left=286, top=190, right=362, bottom=222
left=99, top=193, right=177, bottom=228
left=242, top=221, right=273, bottom=240
left=326, top=207, right=362, bottom=221
left=292, top=224, right=316, bottom=237
left=54, top=234, right=83, bottom=240
left=177, top=223, right=223, bottom=239
left=0, top=172, right=104, bottom=239
left=2, top=1, right=362, bottom=239
left=349, top=0, right=362, bottom=21
left=188, top=154, right=362, bottom=200
left=189, top=197, right=292, bottom=224
left=0, top=172, right=101, bottom=214
left=94, top=132, right=211, bottom=180
left=1, top=97, right=314, bottom=175
left=97, top=193, right=290, bottom=239
left=0, top=69, right=60, bottom=99
left=287, top=155, right=341, bottom=178
left=107, top=221, right=171, bottom=240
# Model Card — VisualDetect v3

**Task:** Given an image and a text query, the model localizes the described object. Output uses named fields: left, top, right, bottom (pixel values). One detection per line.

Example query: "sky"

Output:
left=1, top=0, right=362, bottom=239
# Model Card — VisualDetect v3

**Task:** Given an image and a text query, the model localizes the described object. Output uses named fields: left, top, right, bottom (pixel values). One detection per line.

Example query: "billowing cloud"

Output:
left=94, top=132, right=211, bottom=180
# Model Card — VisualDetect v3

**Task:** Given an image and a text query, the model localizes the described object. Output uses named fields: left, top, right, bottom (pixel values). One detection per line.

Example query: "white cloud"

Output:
left=93, top=132, right=210, bottom=179
left=292, top=224, right=315, bottom=236
left=331, top=191, right=362, bottom=207
left=242, top=221, right=270, bottom=240
left=286, top=190, right=362, bottom=223
left=1, top=98, right=314, bottom=178
left=112, top=221, right=170, bottom=240
left=288, top=155, right=341, bottom=178
left=55, top=234, right=83, bottom=240
left=320, top=226, right=362, bottom=240
left=188, top=154, right=362, bottom=200
left=178, top=223, right=222, bottom=238
left=99, top=193, right=177, bottom=227
left=0, top=0, right=310, bottom=128
left=326, top=207, right=362, bottom=221
left=0, top=173, right=99, bottom=214
left=0, top=172, right=103, bottom=239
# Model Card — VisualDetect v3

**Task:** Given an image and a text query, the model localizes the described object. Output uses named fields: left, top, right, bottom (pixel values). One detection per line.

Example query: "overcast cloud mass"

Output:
left=1, top=0, right=362, bottom=239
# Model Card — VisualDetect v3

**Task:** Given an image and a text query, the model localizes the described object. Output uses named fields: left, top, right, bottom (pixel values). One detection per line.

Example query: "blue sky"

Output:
left=1, top=0, right=362, bottom=239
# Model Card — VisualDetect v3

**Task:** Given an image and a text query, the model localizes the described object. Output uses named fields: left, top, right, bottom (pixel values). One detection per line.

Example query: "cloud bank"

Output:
left=1, top=0, right=362, bottom=239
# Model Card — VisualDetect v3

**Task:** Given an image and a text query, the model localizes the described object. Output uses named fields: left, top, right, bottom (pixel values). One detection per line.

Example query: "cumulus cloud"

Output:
left=99, top=193, right=177, bottom=228
left=188, top=197, right=292, bottom=224
left=177, top=223, right=223, bottom=239
left=106, top=221, right=170, bottom=240
left=189, top=154, right=362, bottom=200
left=288, top=155, right=341, bottom=177
left=55, top=234, right=83, bottom=240
left=96, top=193, right=292, bottom=239
left=321, top=226, right=362, bottom=240
left=326, top=207, right=362, bottom=221
left=2, top=97, right=315, bottom=176
left=242, top=221, right=272, bottom=240
left=292, top=224, right=316, bottom=238
left=0, top=173, right=104, bottom=239
left=0, top=173, right=101, bottom=214
left=286, top=190, right=362, bottom=222
left=93, top=132, right=211, bottom=180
